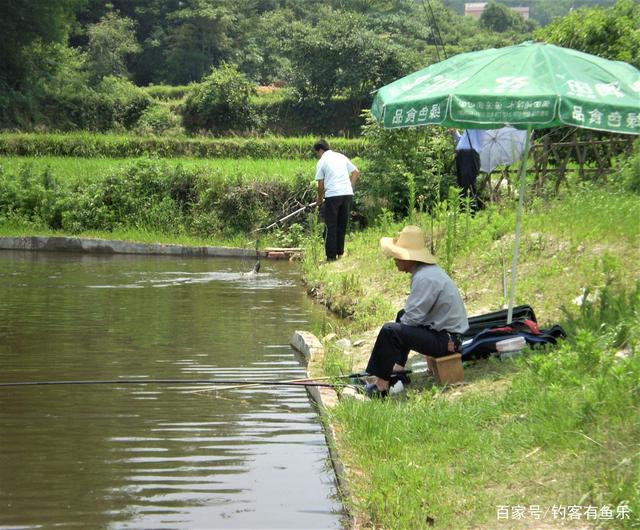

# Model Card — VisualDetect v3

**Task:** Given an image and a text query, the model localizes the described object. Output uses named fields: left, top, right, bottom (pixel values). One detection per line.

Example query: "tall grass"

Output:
left=331, top=279, right=639, bottom=529
left=0, top=156, right=315, bottom=185
left=301, top=176, right=639, bottom=528
left=0, top=132, right=367, bottom=159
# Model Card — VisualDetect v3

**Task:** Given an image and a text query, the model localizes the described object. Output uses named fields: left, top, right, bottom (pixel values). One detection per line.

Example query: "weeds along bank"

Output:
left=0, top=133, right=362, bottom=244
left=0, top=157, right=319, bottom=243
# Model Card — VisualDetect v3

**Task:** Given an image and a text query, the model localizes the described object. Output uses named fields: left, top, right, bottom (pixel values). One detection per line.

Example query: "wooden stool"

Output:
left=426, top=353, right=464, bottom=385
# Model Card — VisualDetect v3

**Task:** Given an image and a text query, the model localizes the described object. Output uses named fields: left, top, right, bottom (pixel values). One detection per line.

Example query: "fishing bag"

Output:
left=460, top=305, right=565, bottom=361
left=463, top=304, right=536, bottom=338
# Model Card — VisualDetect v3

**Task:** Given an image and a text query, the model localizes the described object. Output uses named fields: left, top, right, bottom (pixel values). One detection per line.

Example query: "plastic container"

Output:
left=496, top=336, right=526, bottom=360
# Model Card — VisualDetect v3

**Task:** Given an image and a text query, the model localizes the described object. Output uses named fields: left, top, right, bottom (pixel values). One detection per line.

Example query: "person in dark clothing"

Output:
left=313, top=139, right=359, bottom=261
left=363, top=226, right=469, bottom=398
left=450, top=129, right=485, bottom=211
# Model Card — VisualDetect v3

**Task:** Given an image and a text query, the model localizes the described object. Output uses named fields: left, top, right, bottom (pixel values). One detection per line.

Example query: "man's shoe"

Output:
left=364, top=383, right=388, bottom=399
left=390, top=373, right=411, bottom=387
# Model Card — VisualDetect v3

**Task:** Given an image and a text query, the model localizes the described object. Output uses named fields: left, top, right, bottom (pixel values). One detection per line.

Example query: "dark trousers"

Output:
left=365, top=312, right=450, bottom=381
left=323, top=195, right=352, bottom=261
left=455, top=149, right=481, bottom=210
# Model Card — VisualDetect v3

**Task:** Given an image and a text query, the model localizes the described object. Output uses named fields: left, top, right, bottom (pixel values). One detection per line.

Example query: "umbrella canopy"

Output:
left=371, top=41, right=639, bottom=135
left=479, top=127, right=528, bottom=174
left=371, top=41, right=639, bottom=322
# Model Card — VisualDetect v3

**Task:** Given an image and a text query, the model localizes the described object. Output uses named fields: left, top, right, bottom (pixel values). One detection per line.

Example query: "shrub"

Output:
left=182, top=64, right=259, bottom=134
left=0, top=159, right=319, bottom=238
left=619, top=138, right=640, bottom=193
left=135, top=104, right=183, bottom=135
left=94, top=76, right=151, bottom=130
left=42, top=76, right=151, bottom=132
left=358, top=113, right=453, bottom=219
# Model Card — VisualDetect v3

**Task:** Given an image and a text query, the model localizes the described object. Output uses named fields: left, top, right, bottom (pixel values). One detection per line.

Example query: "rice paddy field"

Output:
left=0, top=156, right=316, bottom=185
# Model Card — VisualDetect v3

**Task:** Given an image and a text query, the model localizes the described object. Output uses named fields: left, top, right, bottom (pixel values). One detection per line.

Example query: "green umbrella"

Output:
left=372, top=41, right=639, bottom=134
left=371, top=41, right=640, bottom=322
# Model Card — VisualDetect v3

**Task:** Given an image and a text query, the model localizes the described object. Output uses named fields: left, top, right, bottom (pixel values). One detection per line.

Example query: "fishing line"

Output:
left=0, top=371, right=414, bottom=389
left=420, top=0, right=448, bottom=61
left=0, top=379, right=342, bottom=389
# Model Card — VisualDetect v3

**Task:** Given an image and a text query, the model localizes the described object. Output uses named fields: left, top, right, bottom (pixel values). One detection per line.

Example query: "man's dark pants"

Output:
left=365, top=312, right=450, bottom=380
left=323, top=195, right=352, bottom=261
left=455, top=148, right=481, bottom=209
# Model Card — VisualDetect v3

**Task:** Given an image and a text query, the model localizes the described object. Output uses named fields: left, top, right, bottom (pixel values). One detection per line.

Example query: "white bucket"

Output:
left=496, top=336, right=526, bottom=352
left=496, top=336, right=526, bottom=360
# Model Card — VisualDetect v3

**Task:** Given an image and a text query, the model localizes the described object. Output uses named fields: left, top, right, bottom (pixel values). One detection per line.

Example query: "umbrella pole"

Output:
left=507, top=125, right=532, bottom=324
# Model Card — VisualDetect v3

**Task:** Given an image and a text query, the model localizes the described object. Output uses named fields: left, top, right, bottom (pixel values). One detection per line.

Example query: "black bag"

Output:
left=460, top=305, right=565, bottom=361
left=464, top=304, right=537, bottom=338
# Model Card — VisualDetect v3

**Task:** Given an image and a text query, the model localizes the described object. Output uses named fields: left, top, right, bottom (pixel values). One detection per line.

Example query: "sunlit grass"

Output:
left=303, top=183, right=640, bottom=529
left=0, top=155, right=315, bottom=184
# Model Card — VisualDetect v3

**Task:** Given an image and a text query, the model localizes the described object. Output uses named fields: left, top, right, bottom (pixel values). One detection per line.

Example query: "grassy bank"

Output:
left=302, top=184, right=640, bottom=529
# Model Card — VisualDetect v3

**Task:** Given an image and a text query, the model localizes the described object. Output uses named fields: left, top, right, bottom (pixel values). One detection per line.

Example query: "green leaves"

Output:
left=182, top=63, right=258, bottom=133
left=536, top=0, right=640, bottom=68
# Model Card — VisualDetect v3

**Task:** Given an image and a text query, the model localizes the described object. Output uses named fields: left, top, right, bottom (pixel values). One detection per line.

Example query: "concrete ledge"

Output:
left=0, top=236, right=267, bottom=258
left=289, top=330, right=354, bottom=528
left=290, top=330, right=323, bottom=362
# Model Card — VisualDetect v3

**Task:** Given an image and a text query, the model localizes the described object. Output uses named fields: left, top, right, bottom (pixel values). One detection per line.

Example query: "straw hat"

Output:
left=380, top=226, right=436, bottom=264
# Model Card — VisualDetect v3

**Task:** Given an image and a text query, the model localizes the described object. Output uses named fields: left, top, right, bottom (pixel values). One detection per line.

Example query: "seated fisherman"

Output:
left=364, top=225, right=469, bottom=397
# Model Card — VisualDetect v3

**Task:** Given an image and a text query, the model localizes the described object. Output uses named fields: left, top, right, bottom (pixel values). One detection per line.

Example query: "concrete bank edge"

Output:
left=290, top=330, right=357, bottom=529
left=0, top=236, right=267, bottom=258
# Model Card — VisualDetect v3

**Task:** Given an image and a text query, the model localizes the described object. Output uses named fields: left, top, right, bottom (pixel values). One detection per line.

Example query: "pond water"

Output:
left=0, top=250, right=343, bottom=529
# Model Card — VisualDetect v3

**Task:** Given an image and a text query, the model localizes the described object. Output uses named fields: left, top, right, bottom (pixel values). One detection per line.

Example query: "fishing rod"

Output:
left=254, top=202, right=316, bottom=233
left=420, top=0, right=448, bottom=61
left=0, top=379, right=342, bottom=389
left=0, top=370, right=414, bottom=389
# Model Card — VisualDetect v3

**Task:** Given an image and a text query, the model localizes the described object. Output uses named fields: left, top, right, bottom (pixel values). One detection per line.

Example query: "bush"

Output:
left=42, top=76, right=151, bottom=132
left=135, top=104, right=183, bottom=135
left=0, top=164, right=65, bottom=228
left=619, top=138, right=640, bottom=193
left=358, top=113, right=454, bottom=219
left=94, top=76, right=151, bottom=130
left=0, top=159, right=316, bottom=238
left=182, top=64, right=259, bottom=134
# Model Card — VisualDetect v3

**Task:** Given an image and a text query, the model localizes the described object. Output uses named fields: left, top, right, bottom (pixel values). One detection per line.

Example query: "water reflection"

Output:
left=0, top=251, right=342, bottom=529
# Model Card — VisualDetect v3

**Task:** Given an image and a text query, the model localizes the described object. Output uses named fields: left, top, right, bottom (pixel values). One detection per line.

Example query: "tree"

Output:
left=0, top=0, right=86, bottom=88
left=536, top=0, right=640, bottom=68
left=164, top=0, right=236, bottom=84
left=182, top=63, right=257, bottom=133
left=480, top=1, right=530, bottom=32
left=285, top=8, right=411, bottom=101
left=85, top=12, right=141, bottom=83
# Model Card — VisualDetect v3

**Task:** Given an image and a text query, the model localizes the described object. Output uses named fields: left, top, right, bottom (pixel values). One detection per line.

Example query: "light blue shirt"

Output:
left=400, top=264, right=469, bottom=334
left=315, top=150, right=357, bottom=198
left=454, top=129, right=485, bottom=154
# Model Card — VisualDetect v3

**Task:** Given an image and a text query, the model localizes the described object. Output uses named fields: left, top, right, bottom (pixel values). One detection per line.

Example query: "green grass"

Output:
left=0, top=156, right=315, bottom=184
left=332, top=331, right=639, bottom=529
left=301, top=184, right=640, bottom=528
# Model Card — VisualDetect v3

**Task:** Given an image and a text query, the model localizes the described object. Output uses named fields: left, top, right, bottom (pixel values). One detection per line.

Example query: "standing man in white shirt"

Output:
left=313, top=139, right=360, bottom=261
